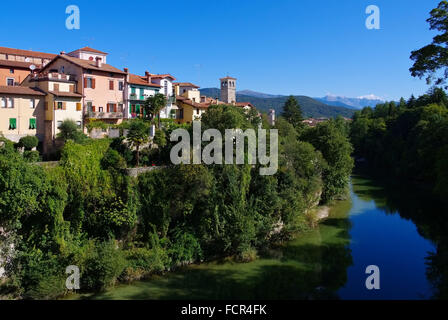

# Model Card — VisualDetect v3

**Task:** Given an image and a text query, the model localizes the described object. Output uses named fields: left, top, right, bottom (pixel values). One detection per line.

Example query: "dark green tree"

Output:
left=127, top=120, right=149, bottom=166
left=281, top=96, right=303, bottom=128
left=144, top=93, right=167, bottom=128
left=410, top=1, right=448, bottom=87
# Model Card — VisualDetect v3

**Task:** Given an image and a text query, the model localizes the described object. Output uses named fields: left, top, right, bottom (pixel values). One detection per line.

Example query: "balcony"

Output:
left=130, top=93, right=147, bottom=101
left=86, top=111, right=124, bottom=119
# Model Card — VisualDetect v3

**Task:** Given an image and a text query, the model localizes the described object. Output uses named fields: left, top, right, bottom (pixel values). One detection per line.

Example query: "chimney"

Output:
left=95, top=57, right=102, bottom=68
left=123, top=68, right=129, bottom=73
left=145, top=71, right=151, bottom=83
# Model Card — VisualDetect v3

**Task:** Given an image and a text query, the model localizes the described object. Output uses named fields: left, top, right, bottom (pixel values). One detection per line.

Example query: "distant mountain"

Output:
left=200, top=88, right=355, bottom=119
left=237, top=90, right=284, bottom=99
left=316, top=95, right=384, bottom=109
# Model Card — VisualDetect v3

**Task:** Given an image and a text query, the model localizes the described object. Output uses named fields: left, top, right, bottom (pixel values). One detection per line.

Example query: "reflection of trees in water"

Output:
left=352, top=175, right=448, bottom=299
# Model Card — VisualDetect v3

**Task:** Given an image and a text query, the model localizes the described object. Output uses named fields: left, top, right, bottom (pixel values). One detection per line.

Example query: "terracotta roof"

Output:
left=69, top=47, right=108, bottom=55
left=128, top=74, right=161, bottom=87
left=43, top=55, right=127, bottom=75
left=48, top=91, right=83, bottom=98
left=0, top=47, right=56, bottom=60
left=0, top=60, right=38, bottom=70
left=0, top=86, right=46, bottom=96
left=150, top=73, right=176, bottom=81
left=174, top=82, right=200, bottom=88
left=176, top=96, right=209, bottom=108
left=220, top=76, right=237, bottom=80
left=235, top=102, right=255, bottom=108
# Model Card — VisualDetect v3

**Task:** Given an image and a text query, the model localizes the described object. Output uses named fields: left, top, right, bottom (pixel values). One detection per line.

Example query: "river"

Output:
left=74, top=175, right=447, bottom=300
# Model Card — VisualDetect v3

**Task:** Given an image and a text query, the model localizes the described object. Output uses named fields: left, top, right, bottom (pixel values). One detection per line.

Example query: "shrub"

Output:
left=81, top=241, right=126, bottom=292
left=18, top=136, right=38, bottom=150
left=23, top=150, right=40, bottom=162
left=101, top=148, right=126, bottom=170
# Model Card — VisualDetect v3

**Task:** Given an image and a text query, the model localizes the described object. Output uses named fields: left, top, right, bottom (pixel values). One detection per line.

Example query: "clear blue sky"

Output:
left=0, top=0, right=441, bottom=100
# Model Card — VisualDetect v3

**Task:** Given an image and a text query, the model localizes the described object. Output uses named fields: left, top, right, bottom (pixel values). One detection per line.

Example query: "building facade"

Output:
left=127, top=71, right=161, bottom=119
left=38, top=48, right=127, bottom=128
left=0, top=86, right=46, bottom=142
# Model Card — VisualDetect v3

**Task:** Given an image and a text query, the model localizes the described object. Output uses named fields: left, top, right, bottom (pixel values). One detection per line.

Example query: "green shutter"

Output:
left=9, top=118, right=16, bottom=130
left=131, top=87, right=136, bottom=94
left=29, top=118, right=36, bottom=129
left=136, top=105, right=140, bottom=113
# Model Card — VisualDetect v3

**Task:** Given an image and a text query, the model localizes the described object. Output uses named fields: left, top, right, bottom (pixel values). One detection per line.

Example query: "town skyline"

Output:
left=0, top=0, right=441, bottom=101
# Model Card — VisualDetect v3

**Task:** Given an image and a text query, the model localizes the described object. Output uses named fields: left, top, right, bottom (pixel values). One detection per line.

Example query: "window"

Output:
left=87, top=102, right=93, bottom=112
left=7, top=78, right=14, bottom=86
left=9, top=118, right=16, bottom=130
left=109, top=80, right=114, bottom=90
left=76, top=102, right=82, bottom=111
left=30, top=99, right=35, bottom=109
left=8, top=98, right=14, bottom=108
left=131, top=87, right=136, bottom=95
left=164, top=81, right=168, bottom=95
left=118, top=103, right=123, bottom=112
left=140, top=88, right=145, bottom=99
left=29, top=118, right=36, bottom=129
left=118, top=81, right=124, bottom=91
left=60, top=66, right=65, bottom=73
left=57, top=102, right=63, bottom=110
left=1, top=98, right=5, bottom=108
left=196, top=109, right=200, bottom=115
left=86, top=78, right=93, bottom=88
left=87, top=70, right=92, bottom=74
left=10, top=69, right=14, bottom=74
left=57, top=121, right=62, bottom=128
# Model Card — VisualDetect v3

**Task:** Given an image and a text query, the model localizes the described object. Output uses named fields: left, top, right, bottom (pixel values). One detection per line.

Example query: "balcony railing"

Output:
left=86, top=111, right=124, bottom=119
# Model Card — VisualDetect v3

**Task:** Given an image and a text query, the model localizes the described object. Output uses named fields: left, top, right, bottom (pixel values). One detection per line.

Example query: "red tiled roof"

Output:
left=176, top=96, right=209, bottom=108
left=48, top=91, right=82, bottom=98
left=0, top=46, right=56, bottom=60
left=0, top=86, right=46, bottom=96
left=43, top=55, right=127, bottom=75
left=0, top=60, right=37, bottom=69
left=235, top=102, right=255, bottom=108
left=174, top=82, right=199, bottom=88
left=69, top=47, right=108, bottom=55
left=220, top=76, right=236, bottom=80
left=128, top=74, right=161, bottom=87
left=150, top=73, right=176, bottom=81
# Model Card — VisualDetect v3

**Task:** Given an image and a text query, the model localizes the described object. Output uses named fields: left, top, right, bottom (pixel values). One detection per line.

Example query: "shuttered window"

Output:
left=76, top=102, right=82, bottom=111
left=109, top=80, right=114, bottom=90
left=29, top=118, right=36, bottom=129
left=9, top=118, right=16, bottom=130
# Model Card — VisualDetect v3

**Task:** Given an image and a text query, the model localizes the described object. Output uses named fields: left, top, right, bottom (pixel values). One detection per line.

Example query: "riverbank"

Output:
left=66, top=200, right=347, bottom=300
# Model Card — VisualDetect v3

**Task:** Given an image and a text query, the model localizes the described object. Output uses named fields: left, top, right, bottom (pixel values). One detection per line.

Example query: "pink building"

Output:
left=38, top=47, right=127, bottom=127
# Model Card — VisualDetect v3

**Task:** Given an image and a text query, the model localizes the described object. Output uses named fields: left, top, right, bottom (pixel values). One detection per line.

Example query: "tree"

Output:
left=57, top=120, right=87, bottom=143
left=127, top=120, right=149, bottom=166
left=18, top=136, right=39, bottom=151
left=144, top=93, right=167, bottom=128
left=281, top=96, right=303, bottom=128
left=410, top=1, right=448, bottom=87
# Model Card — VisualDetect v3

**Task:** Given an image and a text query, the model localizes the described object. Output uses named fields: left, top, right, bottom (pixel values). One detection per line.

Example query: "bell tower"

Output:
left=220, top=76, right=237, bottom=104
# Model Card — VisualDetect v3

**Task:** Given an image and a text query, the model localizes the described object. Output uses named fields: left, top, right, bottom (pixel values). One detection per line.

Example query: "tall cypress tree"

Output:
left=281, top=95, right=303, bottom=128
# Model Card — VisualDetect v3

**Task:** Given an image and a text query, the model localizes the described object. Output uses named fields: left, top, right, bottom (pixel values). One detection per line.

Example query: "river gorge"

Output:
left=73, top=175, right=447, bottom=300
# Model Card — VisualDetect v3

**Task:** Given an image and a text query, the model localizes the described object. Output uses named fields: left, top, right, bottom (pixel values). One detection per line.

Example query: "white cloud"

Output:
left=357, top=94, right=384, bottom=101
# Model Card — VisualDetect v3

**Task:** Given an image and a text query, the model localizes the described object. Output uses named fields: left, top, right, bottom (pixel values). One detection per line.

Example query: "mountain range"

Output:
left=199, top=88, right=384, bottom=119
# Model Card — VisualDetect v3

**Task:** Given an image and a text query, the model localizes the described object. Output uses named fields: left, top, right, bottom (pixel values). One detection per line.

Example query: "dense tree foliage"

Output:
left=350, top=87, right=448, bottom=199
left=0, top=105, right=353, bottom=299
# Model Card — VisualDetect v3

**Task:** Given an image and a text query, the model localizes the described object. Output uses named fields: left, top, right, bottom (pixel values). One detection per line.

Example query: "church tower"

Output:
left=220, top=76, right=237, bottom=104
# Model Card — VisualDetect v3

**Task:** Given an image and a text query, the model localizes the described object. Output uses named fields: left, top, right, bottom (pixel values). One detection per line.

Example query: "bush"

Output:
left=169, top=232, right=203, bottom=266
left=101, top=148, right=126, bottom=170
left=23, top=150, right=40, bottom=162
left=18, top=136, right=38, bottom=150
left=81, top=241, right=126, bottom=292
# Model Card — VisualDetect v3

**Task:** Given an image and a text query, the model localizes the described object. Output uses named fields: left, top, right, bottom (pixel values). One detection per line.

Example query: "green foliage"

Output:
left=281, top=96, right=303, bottom=128
left=101, top=148, right=126, bottom=171
left=57, top=120, right=87, bottom=143
left=153, top=129, right=167, bottom=147
left=23, top=150, right=40, bottom=162
left=350, top=88, right=448, bottom=199
left=144, top=93, right=167, bottom=127
left=80, top=240, right=126, bottom=291
left=127, top=119, right=150, bottom=166
left=18, top=135, right=38, bottom=150
left=410, top=1, right=448, bottom=87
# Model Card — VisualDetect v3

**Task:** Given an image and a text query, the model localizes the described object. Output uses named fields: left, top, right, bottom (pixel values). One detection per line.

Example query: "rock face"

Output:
left=126, top=166, right=166, bottom=178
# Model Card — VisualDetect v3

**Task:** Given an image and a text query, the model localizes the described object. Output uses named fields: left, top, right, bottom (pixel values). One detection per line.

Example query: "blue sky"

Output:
left=0, top=0, right=441, bottom=100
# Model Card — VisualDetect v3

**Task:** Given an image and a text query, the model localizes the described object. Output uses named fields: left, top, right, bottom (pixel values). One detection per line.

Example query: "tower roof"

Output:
left=220, top=76, right=236, bottom=81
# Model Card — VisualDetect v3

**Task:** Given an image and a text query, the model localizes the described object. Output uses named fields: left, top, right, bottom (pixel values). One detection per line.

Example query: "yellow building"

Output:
left=0, top=86, right=46, bottom=142
left=22, top=72, right=83, bottom=153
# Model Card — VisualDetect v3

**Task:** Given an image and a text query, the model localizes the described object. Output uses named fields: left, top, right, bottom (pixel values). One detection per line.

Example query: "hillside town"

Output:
left=0, top=46, right=259, bottom=155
